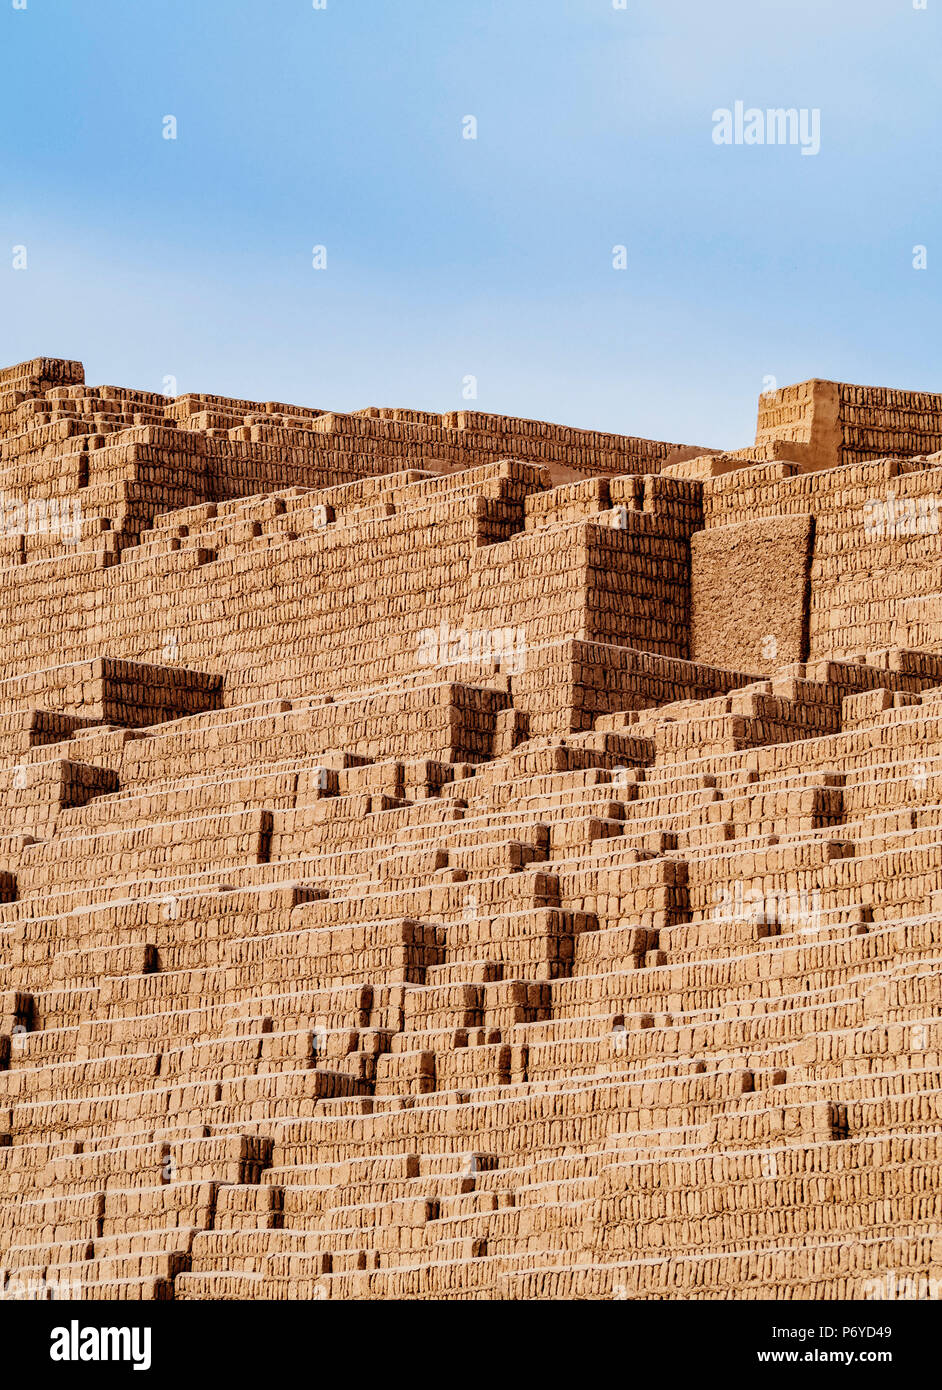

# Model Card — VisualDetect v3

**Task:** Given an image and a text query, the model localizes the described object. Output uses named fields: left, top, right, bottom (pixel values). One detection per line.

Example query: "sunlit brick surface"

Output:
left=2, top=358, right=942, bottom=1300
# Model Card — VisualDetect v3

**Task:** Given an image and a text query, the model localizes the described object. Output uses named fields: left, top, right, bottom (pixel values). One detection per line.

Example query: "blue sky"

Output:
left=1, top=0, right=939, bottom=448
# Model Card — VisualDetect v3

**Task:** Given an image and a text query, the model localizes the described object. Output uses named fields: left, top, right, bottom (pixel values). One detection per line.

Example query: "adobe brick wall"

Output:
left=690, top=514, right=814, bottom=673
left=1, top=357, right=942, bottom=1302
left=754, top=377, right=942, bottom=471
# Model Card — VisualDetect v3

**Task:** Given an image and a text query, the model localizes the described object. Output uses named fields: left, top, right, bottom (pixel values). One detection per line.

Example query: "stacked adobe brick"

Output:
left=1, top=358, right=942, bottom=1300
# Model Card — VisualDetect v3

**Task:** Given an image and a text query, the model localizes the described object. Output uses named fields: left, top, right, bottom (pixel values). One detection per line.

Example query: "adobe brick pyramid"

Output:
left=2, top=357, right=942, bottom=1300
